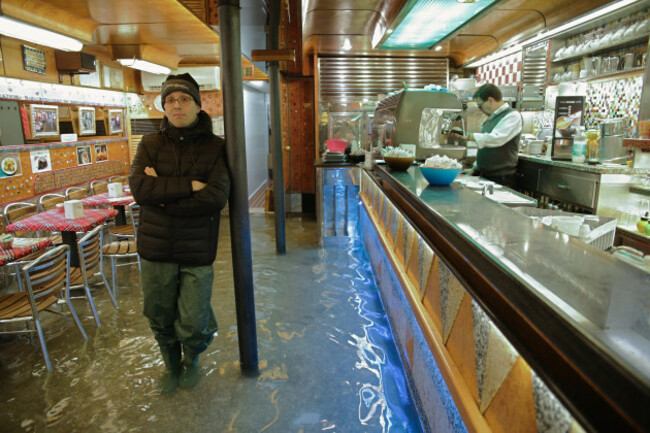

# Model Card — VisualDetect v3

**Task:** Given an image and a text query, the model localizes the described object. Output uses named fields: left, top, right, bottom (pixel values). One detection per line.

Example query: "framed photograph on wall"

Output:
left=79, top=106, right=96, bottom=135
left=108, top=109, right=124, bottom=134
left=95, top=143, right=108, bottom=162
left=77, top=145, right=92, bottom=165
left=30, top=104, right=59, bottom=137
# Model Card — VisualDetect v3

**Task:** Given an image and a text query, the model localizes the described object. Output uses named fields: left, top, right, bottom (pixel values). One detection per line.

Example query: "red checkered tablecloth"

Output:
left=5, top=208, right=117, bottom=233
left=81, top=193, right=135, bottom=207
left=0, top=237, right=53, bottom=266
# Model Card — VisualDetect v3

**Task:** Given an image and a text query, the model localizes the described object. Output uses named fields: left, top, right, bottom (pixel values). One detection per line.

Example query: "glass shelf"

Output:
left=552, top=32, right=650, bottom=64
left=549, top=66, right=645, bottom=86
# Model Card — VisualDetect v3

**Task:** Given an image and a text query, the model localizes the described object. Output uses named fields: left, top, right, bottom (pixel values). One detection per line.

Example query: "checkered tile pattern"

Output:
left=477, top=52, right=522, bottom=86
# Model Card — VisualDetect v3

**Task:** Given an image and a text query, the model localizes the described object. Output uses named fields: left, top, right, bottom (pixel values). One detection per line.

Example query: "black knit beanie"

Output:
left=161, top=73, right=202, bottom=108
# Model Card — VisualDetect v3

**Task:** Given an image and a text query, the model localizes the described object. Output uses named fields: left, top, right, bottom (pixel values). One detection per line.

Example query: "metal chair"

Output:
left=102, top=204, right=140, bottom=297
left=108, top=175, right=128, bottom=184
left=90, top=180, right=109, bottom=195
left=65, top=186, right=89, bottom=200
left=38, top=193, right=66, bottom=212
left=3, top=202, right=38, bottom=226
left=69, top=225, right=118, bottom=326
left=0, top=244, right=87, bottom=371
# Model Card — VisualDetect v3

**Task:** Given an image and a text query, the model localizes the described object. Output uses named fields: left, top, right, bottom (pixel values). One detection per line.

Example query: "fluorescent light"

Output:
left=0, top=16, right=83, bottom=51
left=434, top=45, right=443, bottom=51
left=381, top=0, right=499, bottom=49
left=465, top=0, right=642, bottom=67
left=118, top=59, right=171, bottom=75
left=526, top=0, right=641, bottom=45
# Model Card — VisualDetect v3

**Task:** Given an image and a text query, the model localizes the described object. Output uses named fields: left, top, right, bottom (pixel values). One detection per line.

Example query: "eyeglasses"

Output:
left=164, top=95, right=194, bottom=106
left=477, top=99, right=485, bottom=109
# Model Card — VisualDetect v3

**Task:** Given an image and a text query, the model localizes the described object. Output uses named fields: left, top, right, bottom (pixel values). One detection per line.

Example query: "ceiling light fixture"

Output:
left=118, top=59, right=171, bottom=75
left=378, top=0, right=499, bottom=49
left=0, top=15, right=83, bottom=51
left=464, top=0, right=642, bottom=68
left=434, top=45, right=443, bottom=51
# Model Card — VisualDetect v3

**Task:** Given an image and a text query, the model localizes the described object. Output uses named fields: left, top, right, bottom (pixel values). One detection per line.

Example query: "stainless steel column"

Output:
left=218, top=0, right=258, bottom=374
left=268, top=0, right=286, bottom=253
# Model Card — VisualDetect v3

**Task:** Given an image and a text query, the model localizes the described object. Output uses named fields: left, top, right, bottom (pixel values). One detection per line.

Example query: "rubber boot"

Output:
left=159, top=343, right=182, bottom=395
left=178, top=346, right=200, bottom=389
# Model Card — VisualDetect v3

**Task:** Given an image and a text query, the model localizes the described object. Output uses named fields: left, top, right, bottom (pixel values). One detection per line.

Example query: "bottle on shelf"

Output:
left=572, top=126, right=587, bottom=163
left=586, top=129, right=600, bottom=164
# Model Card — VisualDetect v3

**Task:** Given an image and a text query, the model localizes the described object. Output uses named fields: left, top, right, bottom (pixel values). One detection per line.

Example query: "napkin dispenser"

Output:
left=64, top=200, right=84, bottom=219
left=108, top=182, right=123, bottom=198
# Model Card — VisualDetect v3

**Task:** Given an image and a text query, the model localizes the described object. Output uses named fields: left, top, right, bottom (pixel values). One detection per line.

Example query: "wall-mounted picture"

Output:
left=77, top=145, right=92, bottom=165
left=95, top=143, right=108, bottom=162
left=79, top=106, right=96, bottom=135
left=30, top=104, right=59, bottom=137
left=108, top=109, right=123, bottom=134
left=30, top=149, right=52, bottom=173
left=0, top=153, right=22, bottom=178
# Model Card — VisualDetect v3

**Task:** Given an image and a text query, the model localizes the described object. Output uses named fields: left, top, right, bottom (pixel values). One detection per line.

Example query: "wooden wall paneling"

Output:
left=280, top=77, right=290, bottom=192
left=301, top=79, right=315, bottom=193
left=0, top=37, right=61, bottom=83
left=288, top=80, right=302, bottom=191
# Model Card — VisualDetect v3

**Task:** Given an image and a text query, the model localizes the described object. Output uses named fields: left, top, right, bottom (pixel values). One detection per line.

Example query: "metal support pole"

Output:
left=268, top=0, right=286, bottom=253
left=218, top=0, right=258, bottom=375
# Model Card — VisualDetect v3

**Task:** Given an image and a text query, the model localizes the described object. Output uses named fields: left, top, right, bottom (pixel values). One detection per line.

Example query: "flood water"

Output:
left=0, top=214, right=423, bottom=432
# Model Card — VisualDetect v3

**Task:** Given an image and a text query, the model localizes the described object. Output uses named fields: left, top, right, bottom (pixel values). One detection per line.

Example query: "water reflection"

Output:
left=0, top=214, right=421, bottom=432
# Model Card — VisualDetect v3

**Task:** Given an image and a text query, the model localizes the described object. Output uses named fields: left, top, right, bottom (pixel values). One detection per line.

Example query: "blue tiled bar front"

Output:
left=340, top=165, right=649, bottom=433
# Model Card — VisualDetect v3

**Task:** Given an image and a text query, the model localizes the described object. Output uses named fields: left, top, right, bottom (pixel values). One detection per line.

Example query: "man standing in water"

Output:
left=129, top=73, right=230, bottom=394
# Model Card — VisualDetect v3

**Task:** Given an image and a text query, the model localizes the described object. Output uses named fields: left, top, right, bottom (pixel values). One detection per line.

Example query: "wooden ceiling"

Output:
left=302, top=0, right=616, bottom=67
left=0, top=0, right=629, bottom=79
left=0, top=0, right=224, bottom=68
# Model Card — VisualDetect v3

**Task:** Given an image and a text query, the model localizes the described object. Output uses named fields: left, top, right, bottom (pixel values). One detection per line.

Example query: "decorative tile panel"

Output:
left=585, top=75, right=643, bottom=135
left=446, top=295, right=479, bottom=403
left=476, top=52, right=522, bottom=87
left=474, top=301, right=518, bottom=413
left=440, top=263, right=466, bottom=343
left=484, top=358, right=537, bottom=433
left=532, top=371, right=573, bottom=433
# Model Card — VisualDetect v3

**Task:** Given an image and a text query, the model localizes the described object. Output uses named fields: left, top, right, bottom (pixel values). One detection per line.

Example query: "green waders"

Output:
left=140, top=258, right=218, bottom=393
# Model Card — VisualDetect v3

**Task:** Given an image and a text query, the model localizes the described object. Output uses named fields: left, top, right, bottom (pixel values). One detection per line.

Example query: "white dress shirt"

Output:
left=473, top=103, right=522, bottom=149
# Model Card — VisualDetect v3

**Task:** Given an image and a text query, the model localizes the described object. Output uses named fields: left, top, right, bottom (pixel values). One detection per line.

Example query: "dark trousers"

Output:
left=140, top=258, right=218, bottom=354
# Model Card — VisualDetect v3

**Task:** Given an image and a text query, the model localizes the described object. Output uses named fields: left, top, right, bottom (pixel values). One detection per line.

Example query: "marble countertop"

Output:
left=373, top=164, right=650, bottom=385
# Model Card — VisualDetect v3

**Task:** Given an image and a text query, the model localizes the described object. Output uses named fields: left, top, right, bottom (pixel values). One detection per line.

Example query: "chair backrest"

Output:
left=38, top=194, right=65, bottom=212
left=91, top=180, right=108, bottom=195
left=22, top=244, right=70, bottom=302
left=3, top=202, right=38, bottom=225
left=77, top=225, right=103, bottom=278
left=66, top=186, right=88, bottom=200
left=130, top=204, right=140, bottom=238
left=109, top=175, right=128, bottom=184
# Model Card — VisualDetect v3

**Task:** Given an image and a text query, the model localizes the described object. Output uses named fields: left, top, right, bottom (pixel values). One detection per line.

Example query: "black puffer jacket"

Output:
left=129, top=111, right=230, bottom=266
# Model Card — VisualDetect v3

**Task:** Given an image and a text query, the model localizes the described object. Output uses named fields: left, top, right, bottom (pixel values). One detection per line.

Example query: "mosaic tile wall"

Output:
left=359, top=170, right=586, bottom=433
left=476, top=52, right=522, bottom=86
left=584, top=75, right=643, bottom=134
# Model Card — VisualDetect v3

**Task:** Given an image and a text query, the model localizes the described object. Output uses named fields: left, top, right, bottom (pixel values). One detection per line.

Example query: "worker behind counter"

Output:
left=452, top=83, right=523, bottom=189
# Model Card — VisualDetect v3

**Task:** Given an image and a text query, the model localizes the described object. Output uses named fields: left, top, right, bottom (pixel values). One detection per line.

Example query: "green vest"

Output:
left=476, top=106, right=520, bottom=176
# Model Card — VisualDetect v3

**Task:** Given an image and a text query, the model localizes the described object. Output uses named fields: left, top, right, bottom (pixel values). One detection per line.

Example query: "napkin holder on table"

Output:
left=64, top=200, right=84, bottom=219
left=108, top=182, right=123, bottom=198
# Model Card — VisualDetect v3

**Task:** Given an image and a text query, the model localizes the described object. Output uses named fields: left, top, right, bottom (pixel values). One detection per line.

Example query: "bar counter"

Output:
left=360, top=164, right=649, bottom=432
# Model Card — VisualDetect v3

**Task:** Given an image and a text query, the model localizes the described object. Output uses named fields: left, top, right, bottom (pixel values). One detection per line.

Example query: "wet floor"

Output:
left=0, top=214, right=423, bottom=433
